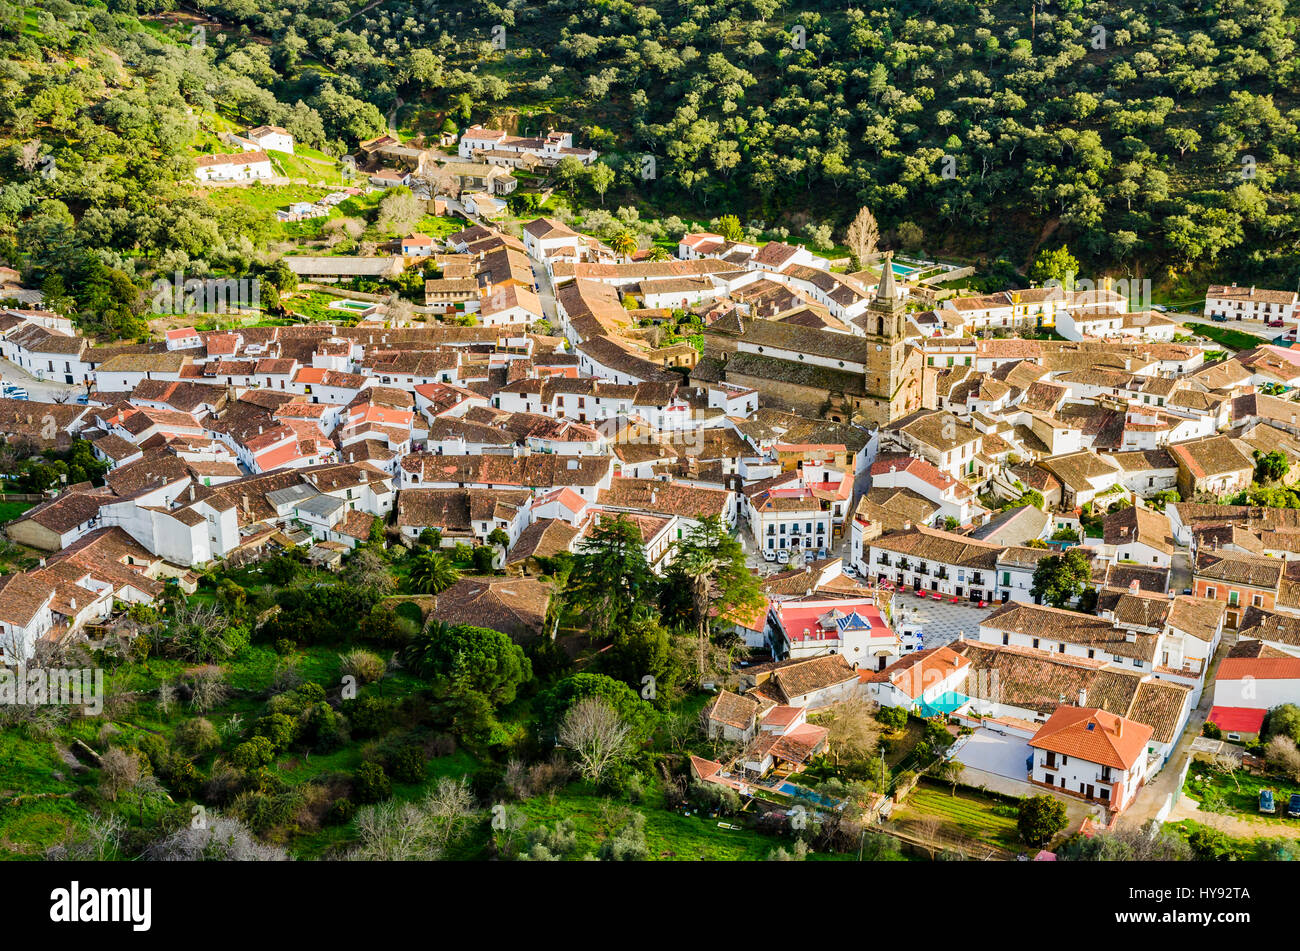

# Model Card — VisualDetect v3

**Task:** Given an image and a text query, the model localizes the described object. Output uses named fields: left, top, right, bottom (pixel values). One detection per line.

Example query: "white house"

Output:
left=1204, top=284, right=1298, bottom=323
left=245, top=125, right=295, bottom=154
left=862, top=645, right=972, bottom=711
left=1028, top=707, right=1154, bottom=814
left=195, top=151, right=274, bottom=183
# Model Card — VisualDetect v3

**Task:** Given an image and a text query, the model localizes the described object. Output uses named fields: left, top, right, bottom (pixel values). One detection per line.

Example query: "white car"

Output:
left=843, top=564, right=857, bottom=578
left=762, top=549, right=776, bottom=562
left=776, top=549, right=790, bottom=565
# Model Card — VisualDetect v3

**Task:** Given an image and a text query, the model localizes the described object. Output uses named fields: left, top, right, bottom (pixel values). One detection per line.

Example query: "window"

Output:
left=1253, top=594, right=1264, bottom=607
left=1032, top=638, right=1039, bottom=649
left=1002, top=633, right=1009, bottom=646
left=1228, top=591, right=1239, bottom=606
left=1205, top=586, right=1216, bottom=599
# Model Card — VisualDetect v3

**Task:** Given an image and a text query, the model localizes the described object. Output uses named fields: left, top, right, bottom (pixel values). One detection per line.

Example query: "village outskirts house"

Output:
left=195, top=151, right=274, bottom=183
left=1028, top=706, right=1154, bottom=814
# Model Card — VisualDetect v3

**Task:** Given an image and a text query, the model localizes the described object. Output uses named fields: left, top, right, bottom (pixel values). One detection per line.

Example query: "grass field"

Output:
left=894, top=780, right=1022, bottom=853
left=1184, top=322, right=1265, bottom=352
left=0, top=501, right=34, bottom=524
left=1183, top=761, right=1300, bottom=826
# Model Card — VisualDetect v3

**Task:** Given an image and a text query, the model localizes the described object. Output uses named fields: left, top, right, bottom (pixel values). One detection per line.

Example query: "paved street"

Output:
left=0, top=358, right=85, bottom=403
left=1117, top=627, right=1238, bottom=830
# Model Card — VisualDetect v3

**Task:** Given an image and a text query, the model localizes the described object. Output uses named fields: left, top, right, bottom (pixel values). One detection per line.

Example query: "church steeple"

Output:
left=872, top=251, right=904, bottom=315
left=866, top=250, right=904, bottom=339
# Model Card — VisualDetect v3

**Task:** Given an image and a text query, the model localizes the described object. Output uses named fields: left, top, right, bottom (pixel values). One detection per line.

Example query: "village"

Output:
left=3, top=114, right=1300, bottom=865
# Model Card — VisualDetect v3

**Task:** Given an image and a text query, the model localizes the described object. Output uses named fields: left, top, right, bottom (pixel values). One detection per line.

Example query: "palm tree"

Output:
left=408, top=549, right=460, bottom=594
left=611, top=230, right=638, bottom=262
left=646, top=245, right=671, bottom=262
left=675, top=543, right=721, bottom=681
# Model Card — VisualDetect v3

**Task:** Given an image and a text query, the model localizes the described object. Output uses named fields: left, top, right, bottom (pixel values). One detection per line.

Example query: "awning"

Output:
left=917, top=691, right=971, bottom=717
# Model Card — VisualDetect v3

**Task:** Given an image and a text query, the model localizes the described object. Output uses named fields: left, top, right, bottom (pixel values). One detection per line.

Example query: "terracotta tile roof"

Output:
left=432, top=577, right=553, bottom=642
left=766, top=655, right=858, bottom=702
left=1030, top=706, right=1152, bottom=770
left=982, top=601, right=1158, bottom=662
left=707, top=690, right=761, bottom=730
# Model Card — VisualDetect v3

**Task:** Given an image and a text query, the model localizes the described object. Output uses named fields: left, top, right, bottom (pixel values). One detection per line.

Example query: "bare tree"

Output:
left=99, top=747, right=142, bottom=802
left=45, top=814, right=126, bottom=861
left=188, top=668, right=229, bottom=713
left=845, top=206, right=880, bottom=265
left=816, top=698, right=881, bottom=766
left=557, top=698, right=634, bottom=782
left=145, top=814, right=288, bottom=861
left=1211, top=752, right=1242, bottom=792
left=384, top=293, right=415, bottom=327
left=1265, top=735, right=1300, bottom=782
left=913, top=815, right=944, bottom=859
left=346, top=777, right=478, bottom=860
left=18, top=140, right=41, bottom=173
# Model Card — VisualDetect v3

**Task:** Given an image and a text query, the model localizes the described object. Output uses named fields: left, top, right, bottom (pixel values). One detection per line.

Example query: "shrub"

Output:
left=354, top=762, right=392, bottom=804
left=1018, top=794, right=1068, bottom=847
left=174, top=717, right=221, bottom=756
left=386, top=745, right=428, bottom=784
left=343, top=695, right=399, bottom=738
left=254, top=713, right=300, bottom=752
left=327, top=797, right=356, bottom=825
left=229, top=736, right=277, bottom=771
left=1201, top=721, right=1222, bottom=740
left=340, top=649, right=387, bottom=685
left=877, top=706, right=909, bottom=731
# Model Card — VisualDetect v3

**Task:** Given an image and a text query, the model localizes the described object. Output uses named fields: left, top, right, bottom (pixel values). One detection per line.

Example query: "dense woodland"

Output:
left=1, top=0, right=1299, bottom=337
left=192, top=0, right=1300, bottom=282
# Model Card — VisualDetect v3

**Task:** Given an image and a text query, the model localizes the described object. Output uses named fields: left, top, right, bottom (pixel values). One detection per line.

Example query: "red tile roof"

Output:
left=1029, top=706, right=1152, bottom=770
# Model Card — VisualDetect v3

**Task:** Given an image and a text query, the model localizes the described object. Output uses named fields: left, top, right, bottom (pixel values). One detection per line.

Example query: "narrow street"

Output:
left=1116, top=626, right=1237, bottom=831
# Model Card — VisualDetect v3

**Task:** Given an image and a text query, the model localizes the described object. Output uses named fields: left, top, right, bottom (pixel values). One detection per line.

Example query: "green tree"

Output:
left=404, top=623, right=532, bottom=707
left=408, top=549, right=460, bottom=594
left=611, top=229, right=638, bottom=260
left=1029, top=245, right=1079, bottom=285
left=588, top=162, right=615, bottom=206
left=1254, top=449, right=1289, bottom=484
left=1017, top=794, right=1068, bottom=847
left=665, top=515, right=763, bottom=679
left=1030, top=548, right=1093, bottom=609
left=567, top=516, right=653, bottom=639
left=716, top=214, right=743, bottom=241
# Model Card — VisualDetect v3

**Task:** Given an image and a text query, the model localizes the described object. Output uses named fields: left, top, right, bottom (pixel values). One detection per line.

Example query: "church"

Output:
left=698, top=252, right=923, bottom=427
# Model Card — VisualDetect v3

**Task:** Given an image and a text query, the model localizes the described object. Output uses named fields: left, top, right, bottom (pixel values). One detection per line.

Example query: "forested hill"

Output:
left=0, top=0, right=386, bottom=338
left=192, top=0, right=1300, bottom=284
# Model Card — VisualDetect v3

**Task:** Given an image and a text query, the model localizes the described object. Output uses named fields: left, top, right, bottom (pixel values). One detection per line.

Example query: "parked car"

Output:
left=776, top=549, right=789, bottom=565
left=817, top=548, right=828, bottom=560
left=1151, top=304, right=1168, bottom=313
left=762, top=549, right=775, bottom=562
left=2, top=386, right=29, bottom=400
left=843, top=564, right=857, bottom=578
left=1211, top=313, right=1229, bottom=322
left=1260, top=788, right=1276, bottom=814
left=75, top=393, right=90, bottom=404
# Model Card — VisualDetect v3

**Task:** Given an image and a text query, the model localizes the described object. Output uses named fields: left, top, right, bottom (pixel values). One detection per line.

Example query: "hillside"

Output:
left=183, top=0, right=1300, bottom=287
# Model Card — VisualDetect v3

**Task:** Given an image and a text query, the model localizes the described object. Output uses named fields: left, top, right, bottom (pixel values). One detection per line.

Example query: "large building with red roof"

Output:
left=768, top=595, right=899, bottom=666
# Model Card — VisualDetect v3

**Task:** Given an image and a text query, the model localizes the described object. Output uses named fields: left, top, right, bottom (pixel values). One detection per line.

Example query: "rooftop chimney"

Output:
left=1129, top=578, right=1140, bottom=594
left=1116, top=719, right=1123, bottom=738
left=1078, top=688, right=1087, bottom=706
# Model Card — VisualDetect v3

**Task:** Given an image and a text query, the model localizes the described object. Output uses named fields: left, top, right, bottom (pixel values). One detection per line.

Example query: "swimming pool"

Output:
left=891, top=261, right=923, bottom=277
left=777, top=782, right=843, bottom=809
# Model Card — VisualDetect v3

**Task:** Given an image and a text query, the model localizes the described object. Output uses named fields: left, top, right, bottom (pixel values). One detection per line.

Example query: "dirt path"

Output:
left=1166, top=797, right=1300, bottom=840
